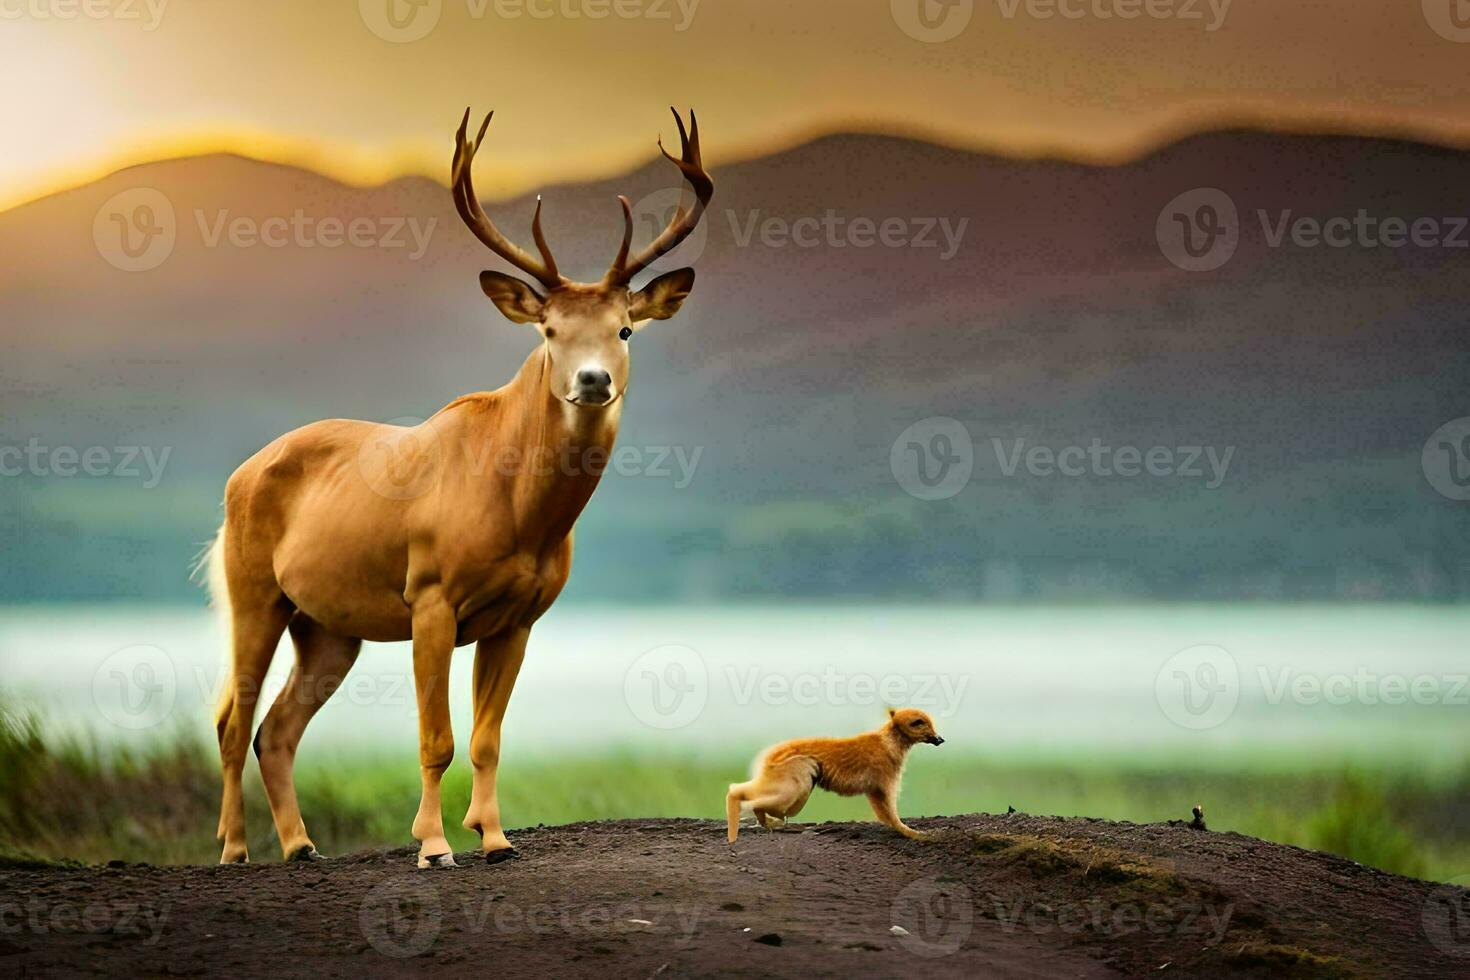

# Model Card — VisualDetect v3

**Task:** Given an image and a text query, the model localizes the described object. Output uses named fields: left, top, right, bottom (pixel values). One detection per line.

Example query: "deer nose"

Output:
left=577, top=368, right=612, bottom=389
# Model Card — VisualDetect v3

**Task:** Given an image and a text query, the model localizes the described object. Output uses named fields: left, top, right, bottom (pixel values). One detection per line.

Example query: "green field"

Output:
left=2, top=704, right=1465, bottom=882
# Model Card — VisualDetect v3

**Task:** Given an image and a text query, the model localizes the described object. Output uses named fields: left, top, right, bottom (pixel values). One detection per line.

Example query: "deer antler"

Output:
left=605, top=108, right=714, bottom=286
left=452, top=108, right=566, bottom=290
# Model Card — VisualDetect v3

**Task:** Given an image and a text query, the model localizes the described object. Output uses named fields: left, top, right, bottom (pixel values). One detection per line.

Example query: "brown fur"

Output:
left=206, top=108, right=713, bottom=868
left=725, top=708, right=944, bottom=842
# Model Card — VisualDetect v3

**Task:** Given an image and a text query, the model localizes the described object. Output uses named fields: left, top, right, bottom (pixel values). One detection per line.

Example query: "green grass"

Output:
left=2, top=702, right=1466, bottom=879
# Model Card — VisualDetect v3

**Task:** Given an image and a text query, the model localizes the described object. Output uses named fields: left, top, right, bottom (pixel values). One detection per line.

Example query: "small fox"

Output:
left=724, top=707, right=944, bottom=843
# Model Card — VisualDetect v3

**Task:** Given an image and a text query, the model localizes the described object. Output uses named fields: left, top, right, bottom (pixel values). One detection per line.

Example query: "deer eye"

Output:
left=619, top=326, right=632, bottom=341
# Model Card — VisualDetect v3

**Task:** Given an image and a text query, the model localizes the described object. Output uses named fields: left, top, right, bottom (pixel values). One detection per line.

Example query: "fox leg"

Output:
left=761, top=786, right=811, bottom=830
left=867, top=788, right=924, bottom=840
left=783, top=785, right=813, bottom=821
left=766, top=761, right=815, bottom=829
left=730, top=759, right=815, bottom=841
left=746, top=794, right=793, bottom=830
left=729, top=780, right=801, bottom=841
left=749, top=772, right=806, bottom=832
left=756, top=761, right=815, bottom=830
left=725, top=782, right=752, bottom=842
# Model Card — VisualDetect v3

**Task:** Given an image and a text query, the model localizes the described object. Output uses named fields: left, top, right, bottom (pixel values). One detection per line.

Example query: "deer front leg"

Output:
left=410, top=594, right=458, bottom=869
left=462, top=627, right=528, bottom=862
left=867, top=787, right=925, bottom=840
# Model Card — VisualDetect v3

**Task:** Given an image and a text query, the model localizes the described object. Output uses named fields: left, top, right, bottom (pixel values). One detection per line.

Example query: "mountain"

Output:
left=1, top=131, right=1467, bottom=602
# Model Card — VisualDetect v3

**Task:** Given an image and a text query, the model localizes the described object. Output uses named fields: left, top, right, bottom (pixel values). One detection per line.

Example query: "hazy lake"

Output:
left=2, top=604, right=1466, bottom=765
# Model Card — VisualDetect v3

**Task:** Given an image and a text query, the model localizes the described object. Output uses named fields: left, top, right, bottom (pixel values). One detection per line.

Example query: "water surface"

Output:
left=3, top=604, right=1465, bottom=765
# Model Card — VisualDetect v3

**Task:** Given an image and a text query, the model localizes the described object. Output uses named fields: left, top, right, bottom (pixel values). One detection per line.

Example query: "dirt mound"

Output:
left=0, top=814, right=1462, bottom=978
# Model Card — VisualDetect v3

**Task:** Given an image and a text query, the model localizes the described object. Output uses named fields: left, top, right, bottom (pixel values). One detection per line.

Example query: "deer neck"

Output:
left=500, top=345, right=621, bottom=550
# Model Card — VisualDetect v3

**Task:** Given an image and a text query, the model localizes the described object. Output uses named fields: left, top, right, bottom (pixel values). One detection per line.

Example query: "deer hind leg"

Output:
left=216, top=595, right=292, bottom=865
left=462, top=627, right=528, bottom=862
left=255, top=613, right=361, bottom=861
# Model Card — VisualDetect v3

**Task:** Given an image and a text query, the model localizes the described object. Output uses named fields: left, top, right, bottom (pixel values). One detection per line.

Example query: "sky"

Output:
left=3, top=0, right=1470, bottom=212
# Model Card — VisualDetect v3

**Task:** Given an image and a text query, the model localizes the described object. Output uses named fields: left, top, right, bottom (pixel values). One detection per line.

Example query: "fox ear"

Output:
left=886, top=707, right=897, bottom=719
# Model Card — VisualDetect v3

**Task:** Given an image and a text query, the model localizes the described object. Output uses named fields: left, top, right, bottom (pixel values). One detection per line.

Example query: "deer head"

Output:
left=452, top=107, right=714, bottom=408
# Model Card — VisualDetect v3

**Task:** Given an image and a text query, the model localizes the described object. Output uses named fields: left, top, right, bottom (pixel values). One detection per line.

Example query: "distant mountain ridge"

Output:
left=1, top=130, right=1467, bottom=602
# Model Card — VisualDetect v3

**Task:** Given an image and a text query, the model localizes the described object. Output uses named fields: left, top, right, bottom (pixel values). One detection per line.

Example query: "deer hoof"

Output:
left=287, top=845, right=326, bottom=863
left=484, top=848, right=520, bottom=865
left=417, top=852, right=458, bottom=870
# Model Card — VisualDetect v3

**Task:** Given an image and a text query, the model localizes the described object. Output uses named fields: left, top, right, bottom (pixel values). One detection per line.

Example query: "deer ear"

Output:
left=480, top=271, right=545, bottom=324
left=628, top=268, right=696, bottom=324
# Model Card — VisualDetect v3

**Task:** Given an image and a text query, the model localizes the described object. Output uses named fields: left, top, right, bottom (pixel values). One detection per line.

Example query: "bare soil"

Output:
left=1, top=814, right=1464, bottom=979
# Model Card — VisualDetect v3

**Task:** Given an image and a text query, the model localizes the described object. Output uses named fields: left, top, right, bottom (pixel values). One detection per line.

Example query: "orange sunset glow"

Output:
left=5, top=2, right=1470, bottom=971
left=3, top=0, right=1470, bottom=212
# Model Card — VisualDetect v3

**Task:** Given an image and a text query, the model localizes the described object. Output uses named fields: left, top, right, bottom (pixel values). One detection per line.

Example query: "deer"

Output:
left=201, top=107, right=713, bottom=868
